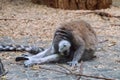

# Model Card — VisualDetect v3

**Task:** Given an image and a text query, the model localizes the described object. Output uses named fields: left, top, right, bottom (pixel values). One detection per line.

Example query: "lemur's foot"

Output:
left=67, top=61, right=78, bottom=67
left=24, top=57, right=35, bottom=67
left=23, top=57, right=45, bottom=67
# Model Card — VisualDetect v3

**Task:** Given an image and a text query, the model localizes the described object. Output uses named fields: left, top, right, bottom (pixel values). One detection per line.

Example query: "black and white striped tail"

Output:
left=0, top=44, right=44, bottom=54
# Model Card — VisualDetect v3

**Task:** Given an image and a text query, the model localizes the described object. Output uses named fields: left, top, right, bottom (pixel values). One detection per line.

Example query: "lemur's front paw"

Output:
left=67, top=61, right=78, bottom=67
left=24, top=57, right=35, bottom=67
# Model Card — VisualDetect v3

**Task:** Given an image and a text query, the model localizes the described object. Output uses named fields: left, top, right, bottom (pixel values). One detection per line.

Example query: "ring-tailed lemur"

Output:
left=18, top=20, right=97, bottom=67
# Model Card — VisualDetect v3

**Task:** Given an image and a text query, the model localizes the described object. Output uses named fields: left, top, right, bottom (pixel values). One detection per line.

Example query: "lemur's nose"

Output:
left=63, top=44, right=66, bottom=47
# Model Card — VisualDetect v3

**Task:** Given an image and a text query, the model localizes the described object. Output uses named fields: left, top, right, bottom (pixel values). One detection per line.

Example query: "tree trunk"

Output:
left=32, top=0, right=112, bottom=10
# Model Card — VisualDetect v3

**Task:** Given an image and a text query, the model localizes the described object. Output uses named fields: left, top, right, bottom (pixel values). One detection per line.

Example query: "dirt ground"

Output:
left=0, top=0, right=120, bottom=80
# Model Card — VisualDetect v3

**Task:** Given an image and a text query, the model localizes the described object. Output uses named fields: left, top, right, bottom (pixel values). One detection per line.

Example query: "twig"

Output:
left=0, top=11, right=119, bottom=22
left=56, top=64, right=77, bottom=80
left=94, top=11, right=112, bottom=17
left=0, top=18, right=37, bottom=21
left=77, top=11, right=120, bottom=19
left=98, top=39, right=109, bottom=43
left=0, top=18, right=17, bottom=21
left=56, top=64, right=72, bottom=73
left=111, top=24, right=120, bottom=26
left=108, top=44, right=116, bottom=47
left=39, top=66, right=115, bottom=80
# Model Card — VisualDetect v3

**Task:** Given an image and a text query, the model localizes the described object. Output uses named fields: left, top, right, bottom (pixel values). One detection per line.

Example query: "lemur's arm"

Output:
left=22, top=45, right=57, bottom=67
left=24, top=54, right=59, bottom=67
left=68, top=37, right=85, bottom=67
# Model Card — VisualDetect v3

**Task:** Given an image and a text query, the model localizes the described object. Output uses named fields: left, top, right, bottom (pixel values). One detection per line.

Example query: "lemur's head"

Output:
left=58, top=40, right=71, bottom=56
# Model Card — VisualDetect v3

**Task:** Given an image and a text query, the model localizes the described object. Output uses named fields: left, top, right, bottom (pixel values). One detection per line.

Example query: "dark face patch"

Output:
left=53, top=35, right=64, bottom=54
left=53, top=27, right=73, bottom=55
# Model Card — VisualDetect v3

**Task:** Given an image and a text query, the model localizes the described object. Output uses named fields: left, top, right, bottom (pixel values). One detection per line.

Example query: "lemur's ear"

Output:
left=15, top=57, right=29, bottom=62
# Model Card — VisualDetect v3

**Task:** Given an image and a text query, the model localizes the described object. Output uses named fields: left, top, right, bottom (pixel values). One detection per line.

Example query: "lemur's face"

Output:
left=58, top=40, right=71, bottom=55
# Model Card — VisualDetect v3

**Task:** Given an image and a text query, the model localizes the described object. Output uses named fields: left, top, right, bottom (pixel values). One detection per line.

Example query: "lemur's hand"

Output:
left=15, top=56, right=36, bottom=67
left=15, top=56, right=34, bottom=67
left=24, top=57, right=35, bottom=67
left=67, top=61, right=78, bottom=67
left=23, top=57, right=44, bottom=67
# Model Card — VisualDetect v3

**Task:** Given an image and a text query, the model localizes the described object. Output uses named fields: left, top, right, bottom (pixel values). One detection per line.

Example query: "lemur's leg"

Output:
left=23, top=46, right=55, bottom=67
left=31, top=46, right=54, bottom=58
left=24, top=54, right=59, bottom=67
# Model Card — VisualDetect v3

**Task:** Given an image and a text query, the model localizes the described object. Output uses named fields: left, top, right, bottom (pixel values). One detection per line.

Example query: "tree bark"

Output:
left=32, top=0, right=112, bottom=10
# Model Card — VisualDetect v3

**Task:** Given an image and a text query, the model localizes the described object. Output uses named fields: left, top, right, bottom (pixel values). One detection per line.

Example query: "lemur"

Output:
left=16, top=20, right=98, bottom=67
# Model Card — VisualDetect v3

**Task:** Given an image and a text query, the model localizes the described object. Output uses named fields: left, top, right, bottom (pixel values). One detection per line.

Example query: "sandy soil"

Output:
left=0, top=0, right=120, bottom=80
left=0, top=0, right=120, bottom=42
